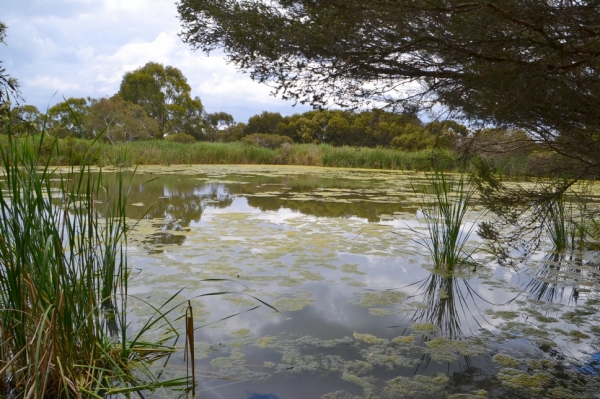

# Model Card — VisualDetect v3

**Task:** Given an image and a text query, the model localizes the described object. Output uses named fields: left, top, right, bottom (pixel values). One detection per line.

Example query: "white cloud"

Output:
left=4, top=0, right=310, bottom=121
left=28, top=76, right=80, bottom=92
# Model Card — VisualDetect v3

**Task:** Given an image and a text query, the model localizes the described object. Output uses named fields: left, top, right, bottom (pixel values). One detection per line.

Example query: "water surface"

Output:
left=110, top=165, right=600, bottom=398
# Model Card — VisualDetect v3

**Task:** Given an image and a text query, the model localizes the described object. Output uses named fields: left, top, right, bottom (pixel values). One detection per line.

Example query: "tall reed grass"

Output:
left=0, top=132, right=186, bottom=398
left=410, top=173, right=479, bottom=273
left=0, top=135, right=463, bottom=171
left=543, top=185, right=600, bottom=251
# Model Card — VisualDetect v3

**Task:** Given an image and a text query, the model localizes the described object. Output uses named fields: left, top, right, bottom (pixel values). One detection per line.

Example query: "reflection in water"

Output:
left=410, top=274, right=486, bottom=338
left=524, top=252, right=599, bottom=304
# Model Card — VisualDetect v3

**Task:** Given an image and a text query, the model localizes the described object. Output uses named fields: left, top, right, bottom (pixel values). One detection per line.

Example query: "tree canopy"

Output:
left=178, top=0, right=600, bottom=175
left=0, top=22, right=20, bottom=110
left=118, top=62, right=202, bottom=137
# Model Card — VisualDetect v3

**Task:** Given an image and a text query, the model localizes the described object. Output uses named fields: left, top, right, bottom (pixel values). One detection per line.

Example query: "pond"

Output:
left=113, top=165, right=600, bottom=398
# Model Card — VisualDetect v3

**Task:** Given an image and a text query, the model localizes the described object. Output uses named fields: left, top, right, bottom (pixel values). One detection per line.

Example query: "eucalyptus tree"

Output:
left=9, top=105, right=43, bottom=136
left=204, top=111, right=235, bottom=141
left=118, top=62, right=203, bottom=137
left=48, top=97, right=90, bottom=138
left=86, top=97, right=159, bottom=144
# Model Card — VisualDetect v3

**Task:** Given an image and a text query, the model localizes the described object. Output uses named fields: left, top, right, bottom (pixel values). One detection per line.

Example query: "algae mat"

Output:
left=106, top=165, right=600, bottom=399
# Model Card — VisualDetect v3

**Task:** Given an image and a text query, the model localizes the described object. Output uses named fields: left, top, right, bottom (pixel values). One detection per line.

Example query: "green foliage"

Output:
left=165, top=132, right=197, bottom=144
left=241, top=109, right=464, bottom=149
left=242, top=133, right=293, bottom=149
left=204, top=111, right=235, bottom=142
left=410, top=173, right=479, bottom=273
left=86, top=97, right=158, bottom=144
left=8, top=104, right=43, bottom=136
left=48, top=97, right=90, bottom=138
left=243, top=111, right=283, bottom=136
left=118, top=62, right=202, bottom=137
left=220, top=121, right=246, bottom=142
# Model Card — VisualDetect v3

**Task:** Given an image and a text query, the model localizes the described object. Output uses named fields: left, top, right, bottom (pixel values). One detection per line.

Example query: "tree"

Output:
left=169, top=96, right=204, bottom=140
left=0, top=22, right=20, bottom=121
left=118, top=62, right=202, bottom=137
left=86, top=97, right=158, bottom=144
left=48, top=98, right=90, bottom=138
left=243, top=111, right=283, bottom=136
left=204, top=111, right=235, bottom=142
left=177, top=1, right=600, bottom=177
left=9, top=105, right=43, bottom=136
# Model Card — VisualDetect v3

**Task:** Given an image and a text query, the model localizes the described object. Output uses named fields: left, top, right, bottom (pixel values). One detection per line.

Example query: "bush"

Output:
left=165, top=132, right=196, bottom=144
left=242, top=133, right=293, bottom=149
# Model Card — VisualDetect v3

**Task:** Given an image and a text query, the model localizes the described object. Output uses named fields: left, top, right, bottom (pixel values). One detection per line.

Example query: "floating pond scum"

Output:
left=91, top=165, right=600, bottom=398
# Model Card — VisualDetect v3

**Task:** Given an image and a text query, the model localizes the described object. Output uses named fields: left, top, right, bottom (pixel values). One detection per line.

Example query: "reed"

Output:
left=410, top=173, right=479, bottom=273
left=0, top=135, right=463, bottom=171
left=543, top=185, right=600, bottom=251
left=0, top=131, right=186, bottom=398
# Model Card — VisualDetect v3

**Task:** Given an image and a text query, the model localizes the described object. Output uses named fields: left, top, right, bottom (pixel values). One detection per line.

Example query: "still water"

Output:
left=112, top=165, right=600, bottom=398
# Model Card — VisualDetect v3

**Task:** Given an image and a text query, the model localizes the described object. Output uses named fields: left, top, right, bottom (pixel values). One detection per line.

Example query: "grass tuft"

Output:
left=409, top=172, right=480, bottom=273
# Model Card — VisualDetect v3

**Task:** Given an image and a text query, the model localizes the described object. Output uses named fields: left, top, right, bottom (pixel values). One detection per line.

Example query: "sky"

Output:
left=1, top=0, right=312, bottom=123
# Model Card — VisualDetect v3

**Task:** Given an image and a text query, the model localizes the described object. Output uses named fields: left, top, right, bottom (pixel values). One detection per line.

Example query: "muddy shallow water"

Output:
left=106, top=165, right=600, bottom=398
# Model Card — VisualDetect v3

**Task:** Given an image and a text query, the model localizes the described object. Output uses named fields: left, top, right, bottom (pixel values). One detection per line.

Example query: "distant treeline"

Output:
left=2, top=61, right=555, bottom=176
left=1, top=61, right=530, bottom=152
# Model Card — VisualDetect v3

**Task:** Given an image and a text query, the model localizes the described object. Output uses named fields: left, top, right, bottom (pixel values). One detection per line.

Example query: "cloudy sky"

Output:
left=2, top=0, right=311, bottom=122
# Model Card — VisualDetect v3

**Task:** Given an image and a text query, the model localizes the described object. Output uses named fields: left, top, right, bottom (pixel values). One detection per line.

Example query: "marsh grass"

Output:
left=0, top=132, right=188, bottom=398
left=409, top=173, right=480, bottom=273
left=0, top=135, right=462, bottom=171
left=542, top=182, right=600, bottom=252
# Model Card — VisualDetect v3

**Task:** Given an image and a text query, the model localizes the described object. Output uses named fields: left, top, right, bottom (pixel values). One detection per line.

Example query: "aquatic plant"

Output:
left=0, top=131, right=187, bottom=397
left=543, top=184, right=600, bottom=252
left=410, top=172, right=479, bottom=273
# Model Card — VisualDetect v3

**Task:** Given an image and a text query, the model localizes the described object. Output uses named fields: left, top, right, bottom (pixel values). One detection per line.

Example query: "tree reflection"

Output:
left=524, top=252, right=599, bottom=304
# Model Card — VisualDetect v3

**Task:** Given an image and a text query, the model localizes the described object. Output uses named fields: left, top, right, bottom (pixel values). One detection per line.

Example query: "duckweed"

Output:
left=412, top=322, right=438, bottom=333
left=497, top=368, right=551, bottom=394
left=383, top=374, right=449, bottom=398
left=492, top=353, right=519, bottom=367
left=358, top=291, right=406, bottom=307
left=425, top=337, right=488, bottom=362
left=353, top=332, right=387, bottom=344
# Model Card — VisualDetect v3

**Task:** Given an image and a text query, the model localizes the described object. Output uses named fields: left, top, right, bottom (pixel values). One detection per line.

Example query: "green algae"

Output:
left=497, top=368, right=551, bottom=394
left=223, top=295, right=258, bottom=308
left=368, top=308, right=394, bottom=316
left=272, top=291, right=314, bottom=312
left=298, top=270, right=325, bottom=281
left=412, top=322, right=438, bottom=333
left=492, top=353, right=519, bottom=367
left=392, top=335, right=415, bottom=345
left=424, top=337, right=488, bottom=362
left=358, top=290, right=406, bottom=307
left=256, top=337, right=277, bottom=348
left=341, top=264, right=366, bottom=275
left=383, top=374, right=449, bottom=398
left=231, top=328, right=251, bottom=338
left=341, top=372, right=376, bottom=397
left=485, top=310, right=520, bottom=320
left=447, top=392, right=487, bottom=399
left=353, top=332, right=387, bottom=345
left=569, top=330, right=590, bottom=341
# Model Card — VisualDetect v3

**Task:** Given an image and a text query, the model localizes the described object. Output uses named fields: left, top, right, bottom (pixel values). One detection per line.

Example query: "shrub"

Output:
left=242, top=133, right=293, bottom=149
left=165, top=132, right=197, bottom=144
